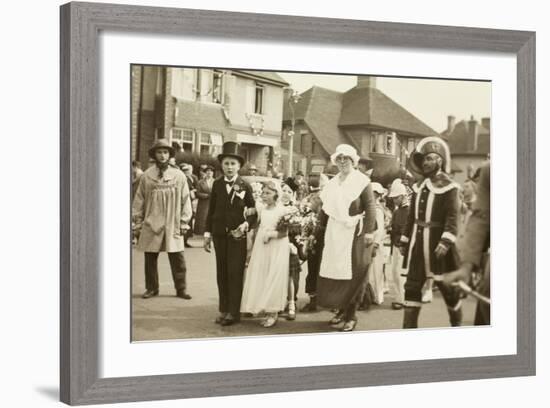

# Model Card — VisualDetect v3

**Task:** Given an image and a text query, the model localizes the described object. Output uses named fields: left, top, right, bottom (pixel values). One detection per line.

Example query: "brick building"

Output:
left=131, top=66, right=289, bottom=172
left=281, top=76, right=439, bottom=184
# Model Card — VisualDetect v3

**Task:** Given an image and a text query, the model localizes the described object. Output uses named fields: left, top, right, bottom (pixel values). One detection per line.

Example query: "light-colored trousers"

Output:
left=368, top=250, right=386, bottom=304
left=390, top=246, right=407, bottom=305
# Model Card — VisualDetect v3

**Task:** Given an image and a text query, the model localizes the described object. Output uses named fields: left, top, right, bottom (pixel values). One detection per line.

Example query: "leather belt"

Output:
left=415, top=219, right=443, bottom=228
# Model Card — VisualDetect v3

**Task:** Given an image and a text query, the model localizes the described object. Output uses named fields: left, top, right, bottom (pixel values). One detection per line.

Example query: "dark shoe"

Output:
left=141, top=290, right=159, bottom=299
left=300, top=298, right=318, bottom=313
left=449, top=307, right=463, bottom=327
left=215, top=313, right=227, bottom=324
left=184, top=242, right=193, bottom=248
left=176, top=290, right=192, bottom=300
left=221, top=314, right=237, bottom=326
left=329, top=312, right=344, bottom=326
left=391, top=302, right=404, bottom=310
left=403, top=306, right=420, bottom=329
left=341, top=320, right=357, bottom=332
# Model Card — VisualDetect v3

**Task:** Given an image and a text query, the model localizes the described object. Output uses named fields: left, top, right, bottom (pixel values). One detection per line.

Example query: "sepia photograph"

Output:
left=130, top=66, right=491, bottom=341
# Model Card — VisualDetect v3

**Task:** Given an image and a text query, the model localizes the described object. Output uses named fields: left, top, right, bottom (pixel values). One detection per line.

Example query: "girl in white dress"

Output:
left=368, top=183, right=388, bottom=305
left=240, top=182, right=290, bottom=327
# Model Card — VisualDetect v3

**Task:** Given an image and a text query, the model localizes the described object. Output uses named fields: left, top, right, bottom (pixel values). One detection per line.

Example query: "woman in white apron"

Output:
left=317, top=144, right=376, bottom=332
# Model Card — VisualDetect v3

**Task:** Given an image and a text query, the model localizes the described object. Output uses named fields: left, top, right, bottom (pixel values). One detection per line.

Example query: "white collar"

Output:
left=224, top=175, right=238, bottom=183
left=320, top=169, right=370, bottom=222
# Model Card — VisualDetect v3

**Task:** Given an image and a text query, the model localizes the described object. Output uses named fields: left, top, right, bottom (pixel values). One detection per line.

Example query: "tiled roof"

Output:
left=442, top=119, right=490, bottom=155
left=236, top=70, right=289, bottom=86
left=283, top=86, right=356, bottom=155
left=338, top=87, right=439, bottom=137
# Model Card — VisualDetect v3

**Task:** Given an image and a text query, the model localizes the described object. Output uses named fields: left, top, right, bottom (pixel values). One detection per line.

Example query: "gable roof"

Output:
left=283, top=82, right=442, bottom=157
left=235, top=70, right=289, bottom=87
left=338, top=87, right=439, bottom=137
left=283, top=86, right=356, bottom=155
left=442, top=119, right=490, bottom=155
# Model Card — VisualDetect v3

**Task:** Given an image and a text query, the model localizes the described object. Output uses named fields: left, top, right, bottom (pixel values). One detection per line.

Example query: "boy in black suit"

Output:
left=204, top=142, right=256, bottom=326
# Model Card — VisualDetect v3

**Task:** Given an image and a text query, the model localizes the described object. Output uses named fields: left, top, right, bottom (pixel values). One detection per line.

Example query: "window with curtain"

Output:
left=199, top=131, right=223, bottom=157
left=171, top=128, right=194, bottom=152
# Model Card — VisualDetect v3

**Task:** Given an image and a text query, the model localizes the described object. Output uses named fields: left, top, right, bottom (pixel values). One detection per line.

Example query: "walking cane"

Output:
left=454, top=280, right=491, bottom=305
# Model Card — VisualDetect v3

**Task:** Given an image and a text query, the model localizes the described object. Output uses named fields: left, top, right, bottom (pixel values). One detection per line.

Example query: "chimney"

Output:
left=447, top=115, right=456, bottom=133
left=356, top=76, right=377, bottom=89
left=481, top=117, right=491, bottom=132
left=468, top=115, right=479, bottom=151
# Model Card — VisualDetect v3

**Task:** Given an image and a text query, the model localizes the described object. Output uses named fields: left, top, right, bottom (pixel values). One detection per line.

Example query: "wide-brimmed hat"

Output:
left=218, top=141, right=245, bottom=166
left=409, top=137, right=451, bottom=174
left=179, top=162, right=192, bottom=171
left=148, top=138, right=175, bottom=159
left=371, top=182, right=387, bottom=196
left=388, top=179, right=408, bottom=197
left=330, top=144, right=360, bottom=167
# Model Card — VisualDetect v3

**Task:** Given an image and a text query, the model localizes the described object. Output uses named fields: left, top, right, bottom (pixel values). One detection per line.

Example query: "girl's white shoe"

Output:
left=262, top=314, right=278, bottom=328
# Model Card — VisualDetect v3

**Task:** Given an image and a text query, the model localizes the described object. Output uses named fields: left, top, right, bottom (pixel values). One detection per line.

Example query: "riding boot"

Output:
left=448, top=306, right=463, bottom=327
left=403, top=306, right=420, bottom=329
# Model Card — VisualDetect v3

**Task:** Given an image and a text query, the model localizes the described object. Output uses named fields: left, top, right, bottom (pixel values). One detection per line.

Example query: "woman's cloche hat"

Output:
left=218, top=141, right=245, bottom=166
left=330, top=144, right=360, bottom=167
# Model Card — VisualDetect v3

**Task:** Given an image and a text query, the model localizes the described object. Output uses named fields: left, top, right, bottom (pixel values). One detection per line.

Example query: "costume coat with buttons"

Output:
left=402, top=172, right=460, bottom=282
left=132, top=164, right=192, bottom=253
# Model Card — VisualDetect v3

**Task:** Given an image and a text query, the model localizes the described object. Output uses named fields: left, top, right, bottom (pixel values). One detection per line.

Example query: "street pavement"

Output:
left=132, top=237, right=477, bottom=341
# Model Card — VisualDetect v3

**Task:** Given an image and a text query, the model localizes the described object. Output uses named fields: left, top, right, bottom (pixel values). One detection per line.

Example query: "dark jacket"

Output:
left=390, top=204, right=410, bottom=247
left=205, top=176, right=256, bottom=237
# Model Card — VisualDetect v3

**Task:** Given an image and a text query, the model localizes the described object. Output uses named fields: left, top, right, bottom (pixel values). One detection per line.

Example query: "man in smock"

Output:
left=400, top=137, right=462, bottom=328
left=132, top=139, right=193, bottom=300
left=317, top=144, right=376, bottom=332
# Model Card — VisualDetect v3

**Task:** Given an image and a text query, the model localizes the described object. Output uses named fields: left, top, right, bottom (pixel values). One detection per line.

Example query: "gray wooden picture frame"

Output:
left=60, top=1, right=536, bottom=405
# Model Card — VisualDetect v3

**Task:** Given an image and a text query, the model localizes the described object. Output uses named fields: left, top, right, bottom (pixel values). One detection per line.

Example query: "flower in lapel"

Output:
left=230, top=180, right=246, bottom=204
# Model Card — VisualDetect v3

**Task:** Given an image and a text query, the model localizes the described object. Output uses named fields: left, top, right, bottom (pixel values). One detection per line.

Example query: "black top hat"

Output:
left=148, top=138, right=175, bottom=159
left=218, top=141, right=245, bottom=166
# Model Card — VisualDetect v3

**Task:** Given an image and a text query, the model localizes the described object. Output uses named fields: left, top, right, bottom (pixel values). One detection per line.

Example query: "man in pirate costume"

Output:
left=400, top=137, right=462, bottom=328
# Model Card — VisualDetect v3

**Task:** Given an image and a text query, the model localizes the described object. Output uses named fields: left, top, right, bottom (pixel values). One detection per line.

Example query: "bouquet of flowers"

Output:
left=275, top=206, right=302, bottom=235
left=296, top=203, right=321, bottom=257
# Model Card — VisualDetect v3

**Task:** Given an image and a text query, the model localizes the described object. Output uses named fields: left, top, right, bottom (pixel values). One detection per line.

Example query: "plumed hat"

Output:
left=410, top=137, right=451, bottom=174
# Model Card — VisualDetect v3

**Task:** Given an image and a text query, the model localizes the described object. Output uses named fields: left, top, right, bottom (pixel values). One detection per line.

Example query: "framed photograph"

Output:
left=60, top=1, right=535, bottom=405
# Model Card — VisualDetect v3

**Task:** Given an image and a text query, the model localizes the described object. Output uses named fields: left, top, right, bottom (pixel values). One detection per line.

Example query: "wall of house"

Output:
left=344, top=128, right=367, bottom=156
left=228, top=75, right=284, bottom=134
left=133, top=65, right=162, bottom=167
left=170, top=68, right=196, bottom=101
